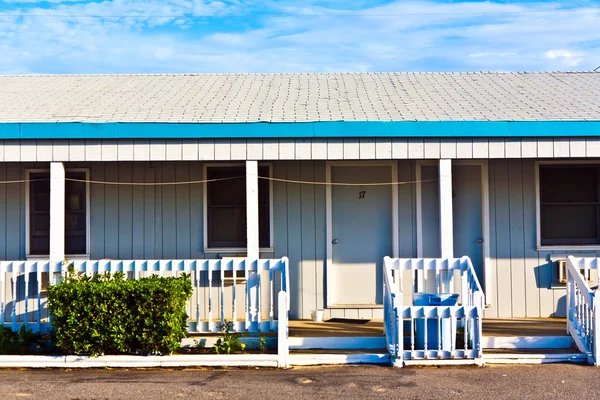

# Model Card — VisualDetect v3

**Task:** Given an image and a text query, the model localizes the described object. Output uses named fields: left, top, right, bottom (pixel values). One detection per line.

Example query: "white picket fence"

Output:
left=0, top=258, right=289, bottom=335
left=383, top=256, right=485, bottom=366
left=566, top=256, right=599, bottom=366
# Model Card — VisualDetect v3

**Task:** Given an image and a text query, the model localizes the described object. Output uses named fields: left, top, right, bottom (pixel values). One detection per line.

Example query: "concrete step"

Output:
left=288, top=336, right=386, bottom=350
left=289, top=351, right=390, bottom=366
left=483, top=350, right=588, bottom=364
left=482, top=336, right=573, bottom=349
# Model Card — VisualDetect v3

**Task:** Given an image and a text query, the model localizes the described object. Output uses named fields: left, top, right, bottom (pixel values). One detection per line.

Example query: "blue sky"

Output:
left=0, top=0, right=599, bottom=73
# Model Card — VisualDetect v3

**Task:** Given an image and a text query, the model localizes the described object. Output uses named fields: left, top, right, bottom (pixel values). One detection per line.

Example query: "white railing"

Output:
left=0, top=257, right=289, bottom=335
left=566, top=256, right=599, bottom=366
left=383, top=256, right=484, bottom=365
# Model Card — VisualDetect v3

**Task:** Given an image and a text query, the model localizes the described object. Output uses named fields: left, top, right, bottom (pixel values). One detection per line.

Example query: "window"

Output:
left=205, top=166, right=270, bottom=249
left=538, top=164, right=600, bottom=246
left=28, top=170, right=88, bottom=255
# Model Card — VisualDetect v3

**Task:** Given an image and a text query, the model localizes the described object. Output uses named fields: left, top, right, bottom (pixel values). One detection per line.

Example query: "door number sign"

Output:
left=359, top=191, right=366, bottom=199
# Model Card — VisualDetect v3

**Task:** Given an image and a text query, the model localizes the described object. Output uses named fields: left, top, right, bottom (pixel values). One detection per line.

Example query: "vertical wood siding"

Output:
left=416, top=159, right=572, bottom=318
left=0, top=159, right=578, bottom=319
left=485, top=159, right=572, bottom=318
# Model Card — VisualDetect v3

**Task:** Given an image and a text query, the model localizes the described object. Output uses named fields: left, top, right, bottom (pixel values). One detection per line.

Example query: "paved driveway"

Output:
left=1, top=364, right=599, bottom=399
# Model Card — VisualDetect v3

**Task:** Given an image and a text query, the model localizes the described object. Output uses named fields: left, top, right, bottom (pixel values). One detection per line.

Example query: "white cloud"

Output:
left=0, top=1, right=599, bottom=73
left=544, top=49, right=585, bottom=67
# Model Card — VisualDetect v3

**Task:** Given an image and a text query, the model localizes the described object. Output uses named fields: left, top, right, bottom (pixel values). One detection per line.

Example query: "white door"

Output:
left=329, top=165, right=393, bottom=306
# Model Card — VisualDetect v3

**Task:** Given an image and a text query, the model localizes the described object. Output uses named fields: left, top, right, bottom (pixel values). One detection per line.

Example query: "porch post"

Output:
left=49, top=162, right=65, bottom=263
left=439, top=159, right=453, bottom=258
left=246, top=160, right=259, bottom=260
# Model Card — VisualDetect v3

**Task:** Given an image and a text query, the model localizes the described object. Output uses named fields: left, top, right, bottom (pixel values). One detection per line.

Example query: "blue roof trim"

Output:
left=0, top=121, right=598, bottom=139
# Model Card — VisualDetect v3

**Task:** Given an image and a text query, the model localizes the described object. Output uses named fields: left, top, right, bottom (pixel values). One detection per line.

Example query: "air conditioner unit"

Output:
left=557, top=259, right=591, bottom=284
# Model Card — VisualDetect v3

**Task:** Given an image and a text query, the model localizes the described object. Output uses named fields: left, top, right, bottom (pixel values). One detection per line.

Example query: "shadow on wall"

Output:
left=534, top=257, right=567, bottom=318
left=3, top=272, right=50, bottom=327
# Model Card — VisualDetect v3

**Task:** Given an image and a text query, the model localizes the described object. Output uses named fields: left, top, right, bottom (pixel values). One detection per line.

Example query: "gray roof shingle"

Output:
left=0, top=72, right=598, bottom=123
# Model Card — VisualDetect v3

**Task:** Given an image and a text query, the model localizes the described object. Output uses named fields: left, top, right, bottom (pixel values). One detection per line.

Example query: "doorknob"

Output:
left=475, top=238, right=484, bottom=244
left=332, top=239, right=339, bottom=245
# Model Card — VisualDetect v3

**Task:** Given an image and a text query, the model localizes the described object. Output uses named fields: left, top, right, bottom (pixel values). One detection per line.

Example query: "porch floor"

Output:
left=482, top=318, right=566, bottom=337
left=287, top=318, right=567, bottom=337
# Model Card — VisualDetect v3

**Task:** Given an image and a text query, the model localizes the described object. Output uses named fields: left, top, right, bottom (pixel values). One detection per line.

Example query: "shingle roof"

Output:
left=0, top=72, right=598, bottom=123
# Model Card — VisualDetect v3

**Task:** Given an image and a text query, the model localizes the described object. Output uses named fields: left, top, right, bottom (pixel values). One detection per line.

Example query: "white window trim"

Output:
left=25, top=168, right=91, bottom=260
left=202, top=162, right=274, bottom=254
left=535, top=160, right=600, bottom=251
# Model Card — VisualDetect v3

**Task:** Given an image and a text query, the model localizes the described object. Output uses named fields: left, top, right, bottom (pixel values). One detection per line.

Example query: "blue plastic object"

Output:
left=413, top=293, right=459, bottom=351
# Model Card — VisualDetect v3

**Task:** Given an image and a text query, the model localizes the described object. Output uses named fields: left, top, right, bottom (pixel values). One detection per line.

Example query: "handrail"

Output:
left=383, top=256, right=484, bottom=364
left=566, top=256, right=599, bottom=366
left=461, top=256, right=485, bottom=309
left=0, top=258, right=289, bottom=335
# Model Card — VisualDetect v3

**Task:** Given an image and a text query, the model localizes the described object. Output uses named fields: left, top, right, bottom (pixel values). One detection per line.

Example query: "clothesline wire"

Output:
left=0, top=176, right=438, bottom=186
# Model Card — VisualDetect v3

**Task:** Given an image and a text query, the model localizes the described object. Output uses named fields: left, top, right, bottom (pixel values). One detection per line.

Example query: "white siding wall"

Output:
left=0, top=158, right=588, bottom=319
left=4, top=138, right=600, bottom=161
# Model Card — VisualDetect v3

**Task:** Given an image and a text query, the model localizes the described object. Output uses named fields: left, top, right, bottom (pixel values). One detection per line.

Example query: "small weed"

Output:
left=214, top=321, right=246, bottom=354
left=259, top=336, right=268, bottom=354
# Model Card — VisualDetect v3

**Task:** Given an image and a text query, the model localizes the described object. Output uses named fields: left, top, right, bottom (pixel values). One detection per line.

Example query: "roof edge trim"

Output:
left=0, top=120, right=598, bottom=139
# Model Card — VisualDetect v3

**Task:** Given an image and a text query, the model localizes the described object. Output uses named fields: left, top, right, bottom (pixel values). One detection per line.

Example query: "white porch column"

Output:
left=50, top=162, right=65, bottom=263
left=246, top=161, right=259, bottom=260
left=439, top=159, right=454, bottom=258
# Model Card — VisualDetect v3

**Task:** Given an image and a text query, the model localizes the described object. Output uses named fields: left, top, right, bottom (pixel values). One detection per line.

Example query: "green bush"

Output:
left=48, top=270, right=193, bottom=357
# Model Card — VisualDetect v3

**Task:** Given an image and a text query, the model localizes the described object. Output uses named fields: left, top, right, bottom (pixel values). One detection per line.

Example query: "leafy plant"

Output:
left=0, top=325, right=46, bottom=355
left=259, top=336, right=268, bottom=354
left=214, top=321, right=246, bottom=354
left=17, top=325, right=43, bottom=353
left=48, top=271, right=193, bottom=357
left=0, top=326, right=19, bottom=355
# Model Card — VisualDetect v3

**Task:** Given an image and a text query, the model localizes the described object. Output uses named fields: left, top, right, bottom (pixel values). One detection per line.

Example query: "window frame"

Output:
left=25, top=168, right=91, bottom=260
left=536, top=160, right=600, bottom=250
left=202, top=163, right=274, bottom=254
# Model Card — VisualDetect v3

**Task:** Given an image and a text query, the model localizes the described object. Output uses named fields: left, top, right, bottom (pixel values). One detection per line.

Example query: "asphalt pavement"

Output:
left=1, top=364, right=599, bottom=400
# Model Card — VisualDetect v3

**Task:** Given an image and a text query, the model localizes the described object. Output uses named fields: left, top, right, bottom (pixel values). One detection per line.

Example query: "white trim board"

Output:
left=0, top=354, right=281, bottom=368
left=325, top=161, right=399, bottom=308
left=535, top=160, right=600, bottom=251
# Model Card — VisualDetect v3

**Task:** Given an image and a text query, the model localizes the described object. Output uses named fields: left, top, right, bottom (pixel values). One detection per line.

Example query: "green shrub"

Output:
left=48, top=270, right=193, bottom=356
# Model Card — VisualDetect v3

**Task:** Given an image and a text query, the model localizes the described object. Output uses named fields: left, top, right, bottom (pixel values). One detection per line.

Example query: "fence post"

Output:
left=473, top=291, right=484, bottom=360
left=594, top=290, right=599, bottom=367
left=566, top=259, right=573, bottom=335
left=395, top=292, right=404, bottom=367
left=277, top=291, right=289, bottom=368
